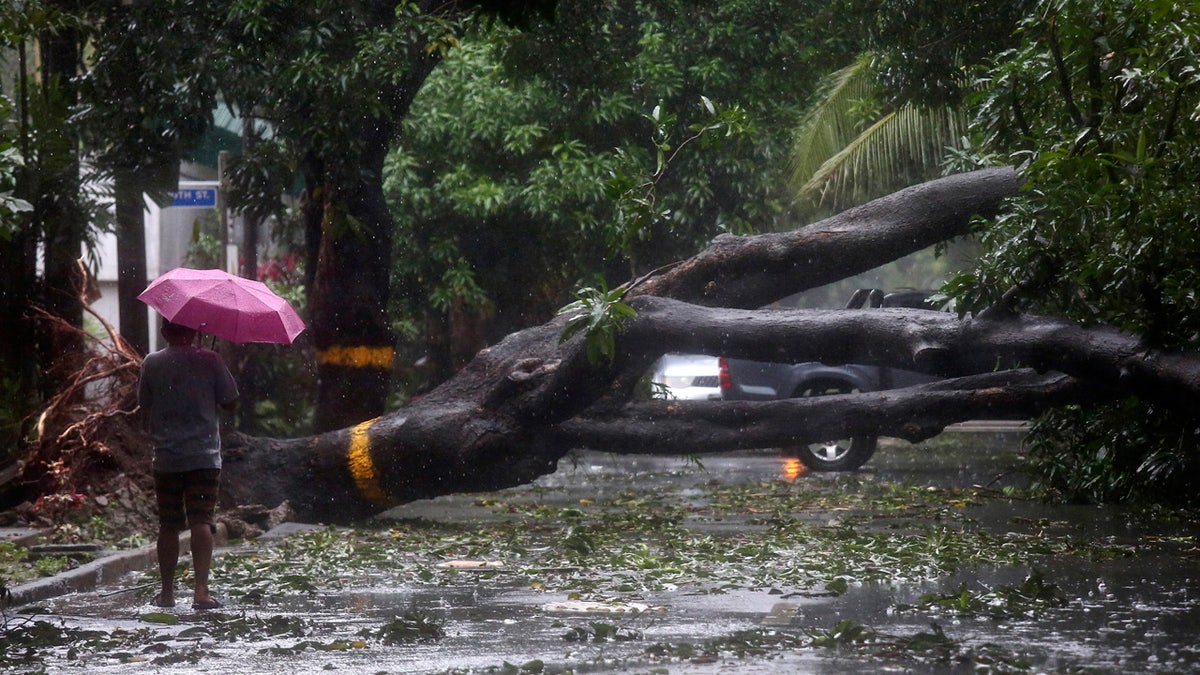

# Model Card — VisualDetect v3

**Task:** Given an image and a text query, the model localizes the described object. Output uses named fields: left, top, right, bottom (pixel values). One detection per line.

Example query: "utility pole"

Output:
left=217, top=150, right=230, bottom=272
left=240, top=116, right=259, bottom=280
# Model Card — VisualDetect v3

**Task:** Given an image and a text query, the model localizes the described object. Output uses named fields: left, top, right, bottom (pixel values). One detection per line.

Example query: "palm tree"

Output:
left=789, top=54, right=971, bottom=219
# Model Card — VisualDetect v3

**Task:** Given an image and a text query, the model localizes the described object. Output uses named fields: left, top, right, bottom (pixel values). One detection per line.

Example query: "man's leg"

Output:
left=190, top=521, right=214, bottom=605
left=156, top=525, right=179, bottom=607
left=153, top=472, right=186, bottom=608
left=183, top=469, right=221, bottom=608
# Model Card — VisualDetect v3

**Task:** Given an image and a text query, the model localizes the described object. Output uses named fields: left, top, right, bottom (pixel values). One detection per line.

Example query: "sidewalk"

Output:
left=3, top=528, right=197, bottom=608
left=5, top=542, right=168, bottom=607
left=2, top=521, right=322, bottom=609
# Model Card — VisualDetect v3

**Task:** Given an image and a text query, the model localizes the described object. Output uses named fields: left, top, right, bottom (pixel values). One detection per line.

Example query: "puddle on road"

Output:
left=14, top=429, right=1200, bottom=673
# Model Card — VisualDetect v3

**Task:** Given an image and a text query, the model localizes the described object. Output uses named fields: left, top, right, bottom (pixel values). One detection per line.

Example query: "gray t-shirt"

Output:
left=138, top=344, right=239, bottom=473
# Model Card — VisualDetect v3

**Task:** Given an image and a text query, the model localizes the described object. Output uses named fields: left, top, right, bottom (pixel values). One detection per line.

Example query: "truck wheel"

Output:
left=786, top=381, right=878, bottom=471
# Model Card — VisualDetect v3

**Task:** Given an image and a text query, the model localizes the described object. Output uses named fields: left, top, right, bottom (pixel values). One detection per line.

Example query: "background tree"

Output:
left=214, top=0, right=553, bottom=433
left=790, top=0, right=1033, bottom=215
left=75, top=0, right=220, bottom=356
left=0, top=2, right=108, bottom=423
left=949, top=0, right=1200, bottom=502
left=0, top=25, right=34, bottom=462
left=385, top=0, right=864, bottom=387
left=788, top=54, right=971, bottom=216
left=30, top=0, right=91, bottom=396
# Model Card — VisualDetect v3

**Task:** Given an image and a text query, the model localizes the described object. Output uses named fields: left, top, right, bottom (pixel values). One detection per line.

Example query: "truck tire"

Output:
left=785, top=380, right=878, bottom=471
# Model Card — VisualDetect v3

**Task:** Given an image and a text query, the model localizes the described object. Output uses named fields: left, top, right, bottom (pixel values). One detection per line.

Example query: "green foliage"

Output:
left=557, top=281, right=637, bottom=365
left=385, top=1, right=864, bottom=352
left=243, top=345, right=316, bottom=438
left=73, top=0, right=218, bottom=200
left=867, top=0, right=1034, bottom=105
left=893, top=571, right=1068, bottom=620
left=948, top=0, right=1200, bottom=504
left=0, top=616, right=110, bottom=670
left=807, top=618, right=878, bottom=648
left=606, top=97, right=752, bottom=268
left=360, top=608, right=445, bottom=644
left=181, top=219, right=223, bottom=271
left=789, top=54, right=971, bottom=215
left=1023, top=401, right=1200, bottom=504
left=789, top=2, right=1030, bottom=217
left=0, top=376, right=26, bottom=465
left=2, top=1, right=112, bottom=256
left=561, top=621, right=643, bottom=643
left=0, top=542, right=71, bottom=588
left=244, top=244, right=314, bottom=436
left=214, top=0, right=485, bottom=203
left=0, top=140, right=33, bottom=233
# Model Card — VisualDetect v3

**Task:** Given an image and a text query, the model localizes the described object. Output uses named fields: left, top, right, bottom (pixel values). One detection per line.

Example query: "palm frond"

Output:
left=801, top=104, right=967, bottom=207
left=790, top=53, right=969, bottom=214
left=789, top=54, right=876, bottom=188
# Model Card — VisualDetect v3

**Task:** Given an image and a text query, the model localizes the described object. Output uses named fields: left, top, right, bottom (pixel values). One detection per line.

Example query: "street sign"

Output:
left=168, top=187, right=217, bottom=208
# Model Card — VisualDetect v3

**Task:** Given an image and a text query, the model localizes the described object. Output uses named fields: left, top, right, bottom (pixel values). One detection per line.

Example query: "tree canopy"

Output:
left=948, top=0, right=1200, bottom=501
left=384, top=0, right=866, bottom=380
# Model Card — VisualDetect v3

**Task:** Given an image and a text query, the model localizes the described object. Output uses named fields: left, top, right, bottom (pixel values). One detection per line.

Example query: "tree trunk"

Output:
left=114, top=173, right=149, bottom=355
left=0, top=224, right=39, bottom=428
left=308, top=118, right=397, bottom=433
left=306, top=47, right=443, bottom=432
left=36, top=9, right=87, bottom=394
left=0, top=42, right=39, bottom=446
left=219, top=167, right=1200, bottom=523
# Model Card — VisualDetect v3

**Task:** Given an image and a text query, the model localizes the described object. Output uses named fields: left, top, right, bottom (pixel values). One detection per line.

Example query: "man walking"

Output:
left=138, top=320, right=238, bottom=610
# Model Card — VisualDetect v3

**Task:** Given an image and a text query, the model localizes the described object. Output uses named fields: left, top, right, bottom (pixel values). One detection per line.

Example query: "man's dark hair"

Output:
left=161, top=320, right=197, bottom=341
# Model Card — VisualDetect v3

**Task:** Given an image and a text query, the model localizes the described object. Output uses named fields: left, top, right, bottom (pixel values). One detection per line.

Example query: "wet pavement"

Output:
left=9, top=427, right=1200, bottom=673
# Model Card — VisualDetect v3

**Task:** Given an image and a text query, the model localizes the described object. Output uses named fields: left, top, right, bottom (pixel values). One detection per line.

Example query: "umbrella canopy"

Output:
left=138, top=268, right=306, bottom=344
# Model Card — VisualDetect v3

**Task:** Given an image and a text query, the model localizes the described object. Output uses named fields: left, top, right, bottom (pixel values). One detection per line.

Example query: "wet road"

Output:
left=15, top=428, right=1200, bottom=673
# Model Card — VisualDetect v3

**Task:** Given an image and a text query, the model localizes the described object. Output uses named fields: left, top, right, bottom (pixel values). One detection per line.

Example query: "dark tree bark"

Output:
left=552, top=370, right=1104, bottom=453
left=632, top=166, right=1022, bottom=308
left=303, top=0, right=555, bottom=433
left=36, top=5, right=87, bottom=394
left=220, top=167, right=1200, bottom=523
left=114, top=173, right=149, bottom=355
left=0, top=32, right=41, bottom=438
left=307, top=49, right=443, bottom=433
left=308, top=118, right=399, bottom=433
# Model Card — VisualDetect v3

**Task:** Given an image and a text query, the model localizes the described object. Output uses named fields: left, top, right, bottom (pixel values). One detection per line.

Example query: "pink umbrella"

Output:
left=138, top=267, right=306, bottom=344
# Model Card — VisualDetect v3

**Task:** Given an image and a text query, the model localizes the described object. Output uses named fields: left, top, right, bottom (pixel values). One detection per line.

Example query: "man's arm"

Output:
left=212, top=352, right=240, bottom=413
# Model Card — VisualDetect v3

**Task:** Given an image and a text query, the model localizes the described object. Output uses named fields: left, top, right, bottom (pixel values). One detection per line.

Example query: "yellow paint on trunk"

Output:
left=348, top=419, right=389, bottom=507
left=317, top=345, right=394, bottom=369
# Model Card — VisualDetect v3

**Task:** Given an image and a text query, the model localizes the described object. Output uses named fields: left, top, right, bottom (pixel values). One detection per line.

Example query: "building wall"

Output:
left=93, top=179, right=223, bottom=351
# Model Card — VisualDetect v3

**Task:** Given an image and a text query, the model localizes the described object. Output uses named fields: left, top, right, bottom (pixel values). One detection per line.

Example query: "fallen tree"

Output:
left=219, top=166, right=1200, bottom=523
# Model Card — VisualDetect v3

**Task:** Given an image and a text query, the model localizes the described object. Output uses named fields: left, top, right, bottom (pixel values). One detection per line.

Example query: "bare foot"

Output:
left=191, top=597, right=221, bottom=610
left=152, top=592, right=175, bottom=608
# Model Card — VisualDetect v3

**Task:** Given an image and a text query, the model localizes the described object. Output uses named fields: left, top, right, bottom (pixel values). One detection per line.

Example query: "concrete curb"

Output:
left=5, top=534, right=193, bottom=609
left=3, top=522, right=323, bottom=609
left=8, top=546, right=161, bottom=607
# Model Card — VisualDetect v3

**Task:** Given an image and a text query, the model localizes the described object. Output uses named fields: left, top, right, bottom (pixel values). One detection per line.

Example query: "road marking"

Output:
left=348, top=419, right=389, bottom=507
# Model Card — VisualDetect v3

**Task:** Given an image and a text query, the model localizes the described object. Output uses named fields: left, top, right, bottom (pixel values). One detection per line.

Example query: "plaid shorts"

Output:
left=154, top=469, right=221, bottom=531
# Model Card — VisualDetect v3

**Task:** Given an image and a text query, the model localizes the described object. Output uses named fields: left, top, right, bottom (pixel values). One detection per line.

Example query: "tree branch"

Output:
left=553, top=370, right=1107, bottom=454
left=212, top=167, right=1200, bottom=524
left=619, top=297, right=1200, bottom=413
left=631, top=167, right=1022, bottom=308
